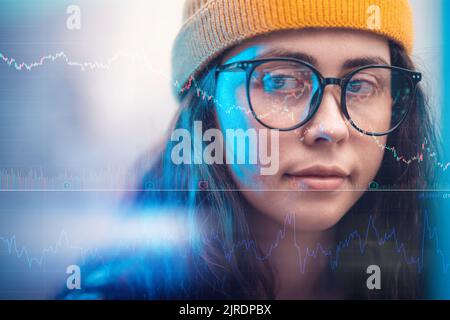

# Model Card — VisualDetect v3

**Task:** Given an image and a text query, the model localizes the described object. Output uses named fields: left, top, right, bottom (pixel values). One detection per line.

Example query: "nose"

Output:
left=301, top=84, right=350, bottom=145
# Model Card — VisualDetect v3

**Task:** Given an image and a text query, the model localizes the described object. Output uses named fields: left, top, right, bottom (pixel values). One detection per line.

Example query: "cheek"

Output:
left=351, top=134, right=387, bottom=188
left=216, top=73, right=276, bottom=189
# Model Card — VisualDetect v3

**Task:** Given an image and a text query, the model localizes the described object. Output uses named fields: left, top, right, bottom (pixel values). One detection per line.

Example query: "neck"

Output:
left=247, top=207, right=337, bottom=299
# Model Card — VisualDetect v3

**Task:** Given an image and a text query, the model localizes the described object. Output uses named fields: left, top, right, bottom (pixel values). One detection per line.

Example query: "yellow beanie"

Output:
left=172, top=0, right=414, bottom=96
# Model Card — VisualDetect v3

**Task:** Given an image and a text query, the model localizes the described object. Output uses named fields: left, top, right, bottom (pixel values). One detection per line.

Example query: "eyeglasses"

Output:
left=216, top=58, right=422, bottom=136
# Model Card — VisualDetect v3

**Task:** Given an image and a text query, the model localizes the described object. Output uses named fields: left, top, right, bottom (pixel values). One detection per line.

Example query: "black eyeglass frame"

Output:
left=216, top=58, right=422, bottom=136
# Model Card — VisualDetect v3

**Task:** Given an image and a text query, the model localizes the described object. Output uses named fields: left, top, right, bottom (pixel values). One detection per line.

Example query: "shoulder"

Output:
left=58, top=244, right=231, bottom=300
left=59, top=245, right=194, bottom=300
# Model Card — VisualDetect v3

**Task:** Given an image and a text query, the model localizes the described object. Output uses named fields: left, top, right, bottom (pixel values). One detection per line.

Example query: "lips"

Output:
left=286, top=165, right=350, bottom=191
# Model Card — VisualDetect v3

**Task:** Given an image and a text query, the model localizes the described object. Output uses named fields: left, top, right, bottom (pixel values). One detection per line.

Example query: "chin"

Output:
left=288, top=208, right=347, bottom=232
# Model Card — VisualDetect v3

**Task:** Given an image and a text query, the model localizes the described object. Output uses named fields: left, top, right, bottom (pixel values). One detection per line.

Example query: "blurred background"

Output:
left=0, top=0, right=448, bottom=299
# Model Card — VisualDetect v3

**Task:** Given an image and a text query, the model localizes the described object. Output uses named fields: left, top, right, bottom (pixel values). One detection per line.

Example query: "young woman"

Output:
left=64, top=0, right=438, bottom=300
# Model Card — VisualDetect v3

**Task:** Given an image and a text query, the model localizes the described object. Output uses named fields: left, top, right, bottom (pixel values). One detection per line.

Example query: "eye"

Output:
left=347, top=79, right=375, bottom=96
left=259, top=69, right=314, bottom=94
left=262, top=73, right=301, bottom=93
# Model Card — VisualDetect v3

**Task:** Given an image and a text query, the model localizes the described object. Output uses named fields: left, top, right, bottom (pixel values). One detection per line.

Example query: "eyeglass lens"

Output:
left=248, top=61, right=414, bottom=134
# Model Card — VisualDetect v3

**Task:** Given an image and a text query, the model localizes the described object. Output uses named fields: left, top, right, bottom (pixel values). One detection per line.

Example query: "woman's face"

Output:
left=215, top=29, right=390, bottom=231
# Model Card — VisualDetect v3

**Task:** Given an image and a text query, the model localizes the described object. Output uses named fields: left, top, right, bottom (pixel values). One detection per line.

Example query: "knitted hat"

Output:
left=172, top=0, right=414, bottom=97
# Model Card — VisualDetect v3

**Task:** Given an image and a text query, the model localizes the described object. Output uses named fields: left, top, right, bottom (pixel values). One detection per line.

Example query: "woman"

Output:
left=64, top=0, right=437, bottom=300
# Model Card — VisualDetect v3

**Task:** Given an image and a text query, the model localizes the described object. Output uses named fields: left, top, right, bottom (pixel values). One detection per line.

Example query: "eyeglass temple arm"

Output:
left=216, top=62, right=251, bottom=73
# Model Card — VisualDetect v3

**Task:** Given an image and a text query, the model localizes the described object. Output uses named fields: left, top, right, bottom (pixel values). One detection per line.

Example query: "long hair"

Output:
left=133, top=40, right=438, bottom=299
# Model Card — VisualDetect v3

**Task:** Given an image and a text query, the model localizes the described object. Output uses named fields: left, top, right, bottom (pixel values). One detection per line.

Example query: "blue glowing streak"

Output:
left=432, top=0, right=450, bottom=299
left=215, top=45, right=264, bottom=187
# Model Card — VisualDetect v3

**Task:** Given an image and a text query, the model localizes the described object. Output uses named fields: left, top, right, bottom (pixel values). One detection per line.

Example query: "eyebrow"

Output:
left=342, top=57, right=390, bottom=69
left=256, top=48, right=390, bottom=70
left=257, top=49, right=318, bottom=66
